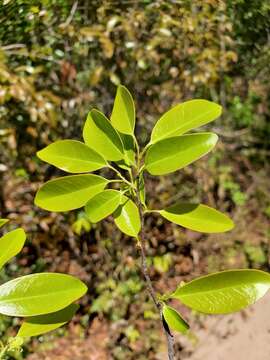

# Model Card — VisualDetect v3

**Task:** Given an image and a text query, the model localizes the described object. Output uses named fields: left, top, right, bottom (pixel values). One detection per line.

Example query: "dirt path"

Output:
left=184, top=291, right=270, bottom=360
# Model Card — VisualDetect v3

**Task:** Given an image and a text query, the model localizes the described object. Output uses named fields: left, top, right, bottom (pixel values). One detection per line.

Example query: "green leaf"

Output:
left=113, top=195, right=141, bottom=237
left=138, top=172, right=146, bottom=206
left=35, top=174, right=109, bottom=212
left=37, top=140, right=107, bottom=173
left=85, top=190, right=122, bottom=223
left=145, top=133, right=218, bottom=175
left=171, top=269, right=270, bottom=314
left=83, top=109, right=124, bottom=161
left=162, top=304, right=189, bottom=334
left=17, top=304, right=79, bottom=338
left=159, top=203, right=234, bottom=233
left=0, top=228, right=26, bottom=270
left=117, top=133, right=136, bottom=168
left=111, top=85, right=135, bottom=135
left=150, top=99, right=222, bottom=143
left=0, top=273, right=87, bottom=317
left=0, top=219, right=9, bottom=228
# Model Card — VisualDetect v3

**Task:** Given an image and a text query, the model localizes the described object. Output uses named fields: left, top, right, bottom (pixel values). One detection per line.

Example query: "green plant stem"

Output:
left=0, top=345, right=8, bottom=359
left=135, top=181, right=175, bottom=360
left=108, top=165, right=134, bottom=188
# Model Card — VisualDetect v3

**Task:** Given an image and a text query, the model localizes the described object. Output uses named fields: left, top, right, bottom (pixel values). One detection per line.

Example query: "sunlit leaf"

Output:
left=150, top=99, right=222, bottom=143
left=159, top=203, right=234, bottom=233
left=111, top=85, right=135, bottom=135
left=17, top=304, right=79, bottom=337
left=117, top=133, right=136, bottom=168
left=85, top=189, right=122, bottom=223
left=35, top=174, right=109, bottom=212
left=145, top=133, right=218, bottom=175
left=0, top=273, right=87, bottom=317
left=83, top=109, right=124, bottom=161
left=37, top=140, right=107, bottom=173
left=0, top=219, right=9, bottom=228
left=162, top=304, right=189, bottom=334
left=113, top=195, right=141, bottom=237
left=171, top=269, right=270, bottom=314
left=0, top=228, right=26, bottom=270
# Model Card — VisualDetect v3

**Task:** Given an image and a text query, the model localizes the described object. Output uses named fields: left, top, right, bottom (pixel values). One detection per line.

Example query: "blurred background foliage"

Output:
left=0, top=0, right=270, bottom=359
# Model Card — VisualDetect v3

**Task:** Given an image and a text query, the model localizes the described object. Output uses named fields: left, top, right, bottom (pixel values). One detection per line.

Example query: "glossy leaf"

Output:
left=162, top=304, right=189, bottom=334
left=37, top=140, right=106, bottom=173
left=150, top=99, right=222, bottom=143
left=18, top=304, right=79, bottom=338
left=0, top=273, right=87, bottom=317
left=85, top=189, right=122, bottom=223
left=113, top=195, right=141, bottom=237
left=145, top=133, right=218, bottom=175
left=83, top=109, right=124, bottom=161
left=159, top=203, right=234, bottom=233
left=0, top=219, right=9, bottom=228
left=0, top=228, right=26, bottom=270
left=35, top=174, right=109, bottom=212
left=118, top=133, right=136, bottom=167
left=171, top=269, right=270, bottom=314
left=111, top=85, right=135, bottom=135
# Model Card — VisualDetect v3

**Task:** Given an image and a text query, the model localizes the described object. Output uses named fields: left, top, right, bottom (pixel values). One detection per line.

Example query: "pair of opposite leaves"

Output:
left=35, top=86, right=233, bottom=237
left=0, top=220, right=87, bottom=338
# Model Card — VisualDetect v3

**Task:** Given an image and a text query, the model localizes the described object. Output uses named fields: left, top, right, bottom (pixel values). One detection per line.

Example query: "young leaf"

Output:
left=17, top=304, right=79, bottom=338
left=150, top=99, right=222, bottom=143
left=138, top=172, right=146, bottom=206
left=35, top=174, right=109, bottom=212
left=0, top=219, right=9, bottom=228
left=83, top=109, right=124, bottom=161
left=118, top=133, right=136, bottom=167
left=37, top=140, right=107, bottom=173
left=113, top=195, right=141, bottom=237
left=159, top=203, right=234, bottom=233
left=0, top=228, right=26, bottom=270
left=0, top=273, right=87, bottom=317
left=111, top=85, right=135, bottom=135
left=85, top=189, right=122, bottom=223
left=145, top=133, right=218, bottom=175
left=171, top=269, right=270, bottom=314
left=162, top=304, right=189, bottom=334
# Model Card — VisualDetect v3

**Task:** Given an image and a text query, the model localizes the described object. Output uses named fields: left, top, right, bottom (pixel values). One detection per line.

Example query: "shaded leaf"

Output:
left=145, top=133, right=218, bottom=175
left=150, top=99, right=222, bottom=143
left=85, top=189, right=122, bottom=223
left=37, top=140, right=107, bottom=173
left=0, top=219, right=9, bottom=229
left=0, top=273, right=87, bottom=317
left=83, top=109, right=124, bottom=161
left=111, top=85, right=135, bottom=135
left=113, top=195, right=141, bottom=237
left=162, top=304, right=189, bottom=334
left=0, top=228, right=26, bottom=270
left=171, top=269, right=270, bottom=314
left=18, top=304, right=79, bottom=337
left=35, top=175, right=109, bottom=212
left=159, top=203, right=234, bottom=233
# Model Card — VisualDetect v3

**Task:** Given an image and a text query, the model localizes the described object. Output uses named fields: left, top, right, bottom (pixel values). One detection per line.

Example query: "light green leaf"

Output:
left=171, top=269, right=270, bottom=314
left=35, top=174, right=109, bottom=212
left=17, top=304, right=79, bottom=338
left=37, top=140, right=107, bottom=173
left=117, top=133, right=136, bottom=168
left=113, top=195, right=141, bottom=237
left=0, top=228, right=26, bottom=270
left=85, top=190, right=122, bottom=223
left=159, top=203, right=234, bottom=233
left=0, top=219, right=9, bottom=228
left=111, top=85, right=135, bottom=135
left=162, top=304, right=189, bottom=334
left=0, top=273, right=87, bottom=317
left=145, top=133, right=218, bottom=175
left=150, top=99, right=222, bottom=143
left=83, top=109, right=124, bottom=161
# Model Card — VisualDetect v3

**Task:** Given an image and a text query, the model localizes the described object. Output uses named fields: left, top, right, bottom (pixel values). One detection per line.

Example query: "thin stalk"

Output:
left=108, top=165, right=134, bottom=188
left=135, top=181, right=175, bottom=360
